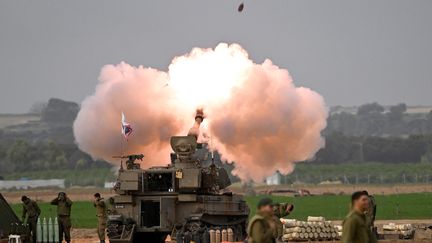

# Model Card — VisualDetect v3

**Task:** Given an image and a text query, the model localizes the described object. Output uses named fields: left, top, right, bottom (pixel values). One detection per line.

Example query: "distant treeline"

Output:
left=0, top=140, right=109, bottom=175
left=327, top=103, right=432, bottom=136
left=315, top=133, right=432, bottom=164
left=316, top=103, right=432, bottom=164
left=1, top=100, right=432, bottom=179
left=0, top=98, right=110, bottom=177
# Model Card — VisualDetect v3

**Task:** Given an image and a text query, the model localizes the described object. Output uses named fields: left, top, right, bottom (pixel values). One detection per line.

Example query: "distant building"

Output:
left=0, top=179, right=65, bottom=190
left=265, top=172, right=282, bottom=185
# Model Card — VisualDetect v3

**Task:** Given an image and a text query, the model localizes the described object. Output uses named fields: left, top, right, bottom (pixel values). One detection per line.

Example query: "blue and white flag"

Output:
left=121, top=112, right=133, bottom=140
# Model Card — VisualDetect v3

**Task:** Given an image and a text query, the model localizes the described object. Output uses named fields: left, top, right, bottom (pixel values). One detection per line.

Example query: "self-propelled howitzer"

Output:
left=107, top=127, right=249, bottom=243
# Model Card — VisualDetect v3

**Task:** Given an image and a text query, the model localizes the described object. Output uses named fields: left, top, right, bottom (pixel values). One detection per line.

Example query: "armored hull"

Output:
left=107, top=136, right=250, bottom=243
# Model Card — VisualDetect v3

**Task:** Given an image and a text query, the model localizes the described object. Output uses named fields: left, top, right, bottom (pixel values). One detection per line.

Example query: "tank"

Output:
left=107, top=111, right=250, bottom=243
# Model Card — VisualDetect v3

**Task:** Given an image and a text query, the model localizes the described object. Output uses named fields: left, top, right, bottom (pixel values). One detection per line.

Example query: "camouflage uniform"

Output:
left=94, top=198, right=107, bottom=242
left=22, top=198, right=41, bottom=243
left=247, top=212, right=276, bottom=243
left=51, top=195, right=73, bottom=243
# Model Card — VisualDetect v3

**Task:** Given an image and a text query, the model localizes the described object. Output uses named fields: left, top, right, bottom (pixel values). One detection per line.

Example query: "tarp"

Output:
left=0, top=193, right=20, bottom=238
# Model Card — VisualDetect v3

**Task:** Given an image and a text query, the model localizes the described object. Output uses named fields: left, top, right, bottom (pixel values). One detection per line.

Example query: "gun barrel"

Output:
left=112, top=154, right=145, bottom=159
left=188, top=109, right=205, bottom=139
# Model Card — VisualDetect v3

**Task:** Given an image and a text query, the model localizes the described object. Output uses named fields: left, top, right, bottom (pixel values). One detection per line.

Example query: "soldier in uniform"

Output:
left=51, top=192, right=73, bottom=243
left=247, top=197, right=276, bottom=243
left=363, top=191, right=377, bottom=237
left=106, top=197, right=116, bottom=214
left=272, top=203, right=294, bottom=242
left=125, top=154, right=143, bottom=170
left=93, top=193, right=107, bottom=243
left=342, top=191, right=378, bottom=243
left=21, top=195, right=41, bottom=243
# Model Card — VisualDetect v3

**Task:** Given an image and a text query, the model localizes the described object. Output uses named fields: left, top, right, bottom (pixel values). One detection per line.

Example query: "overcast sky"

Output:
left=1, top=1, right=431, bottom=113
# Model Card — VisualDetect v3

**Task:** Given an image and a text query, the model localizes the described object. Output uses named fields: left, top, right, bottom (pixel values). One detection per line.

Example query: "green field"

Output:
left=246, top=193, right=432, bottom=221
left=12, top=193, right=432, bottom=228
left=12, top=201, right=97, bottom=228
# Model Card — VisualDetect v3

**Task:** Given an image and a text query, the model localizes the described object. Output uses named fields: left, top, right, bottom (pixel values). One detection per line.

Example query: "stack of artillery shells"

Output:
left=281, top=217, right=340, bottom=242
left=382, top=223, right=415, bottom=239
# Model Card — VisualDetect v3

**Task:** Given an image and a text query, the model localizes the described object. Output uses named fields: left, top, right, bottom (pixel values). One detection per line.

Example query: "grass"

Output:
left=11, top=193, right=432, bottom=228
left=246, top=192, right=432, bottom=221
left=11, top=201, right=97, bottom=228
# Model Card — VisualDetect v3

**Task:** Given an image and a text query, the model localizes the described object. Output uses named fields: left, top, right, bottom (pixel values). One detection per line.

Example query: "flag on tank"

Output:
left=121, top=112, right=133, bottom=140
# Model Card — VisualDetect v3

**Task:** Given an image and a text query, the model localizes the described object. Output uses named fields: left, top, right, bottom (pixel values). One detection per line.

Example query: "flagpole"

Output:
left=120, top=130, right=123, bottom=170
left=120, top=114, right=124, bottom=170
left=120, top=112, right=132, bottom=171
left=121, top=132, right=124, bottom=156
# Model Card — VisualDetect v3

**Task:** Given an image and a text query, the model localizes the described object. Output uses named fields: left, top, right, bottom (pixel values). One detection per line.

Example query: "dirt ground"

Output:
left=3, top=183, right=432, bottom=204
left=2, top=185, right=431, bottom=242
left=70, top=228, right=100, bottom=243
left=65, top=220, right=432, bottom=243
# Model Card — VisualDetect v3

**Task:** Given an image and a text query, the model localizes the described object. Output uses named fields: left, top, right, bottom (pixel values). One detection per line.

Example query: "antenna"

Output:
left=211, top=136, right=215, bottom=165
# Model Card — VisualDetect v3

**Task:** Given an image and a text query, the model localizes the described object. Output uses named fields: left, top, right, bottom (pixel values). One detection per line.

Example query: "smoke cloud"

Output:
left=73, top=43, right=328, bottom=182
left=73, top=63, right=184, bottom=165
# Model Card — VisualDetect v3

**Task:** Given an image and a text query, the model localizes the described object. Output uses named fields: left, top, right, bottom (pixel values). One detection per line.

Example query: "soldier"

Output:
left=125, top=154, right=144, bottom=170
left=93, top=193, right=107, bottom=243
left=342, top=191, right=378, bottom=243
left=272, top=203, right=294, bottom=241
left=106, top=197, right=116, bottom=214
left=247, top=197, right=276, bottom=243
left=51, top=192, right=73, bottom=243
left=21, top=195, right=41, bottom=243
left=363, top=191, right=377, bottom=237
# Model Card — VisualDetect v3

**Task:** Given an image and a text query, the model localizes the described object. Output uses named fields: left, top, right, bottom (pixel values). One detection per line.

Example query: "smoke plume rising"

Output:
left=73, top=43, right=328, bottom=182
